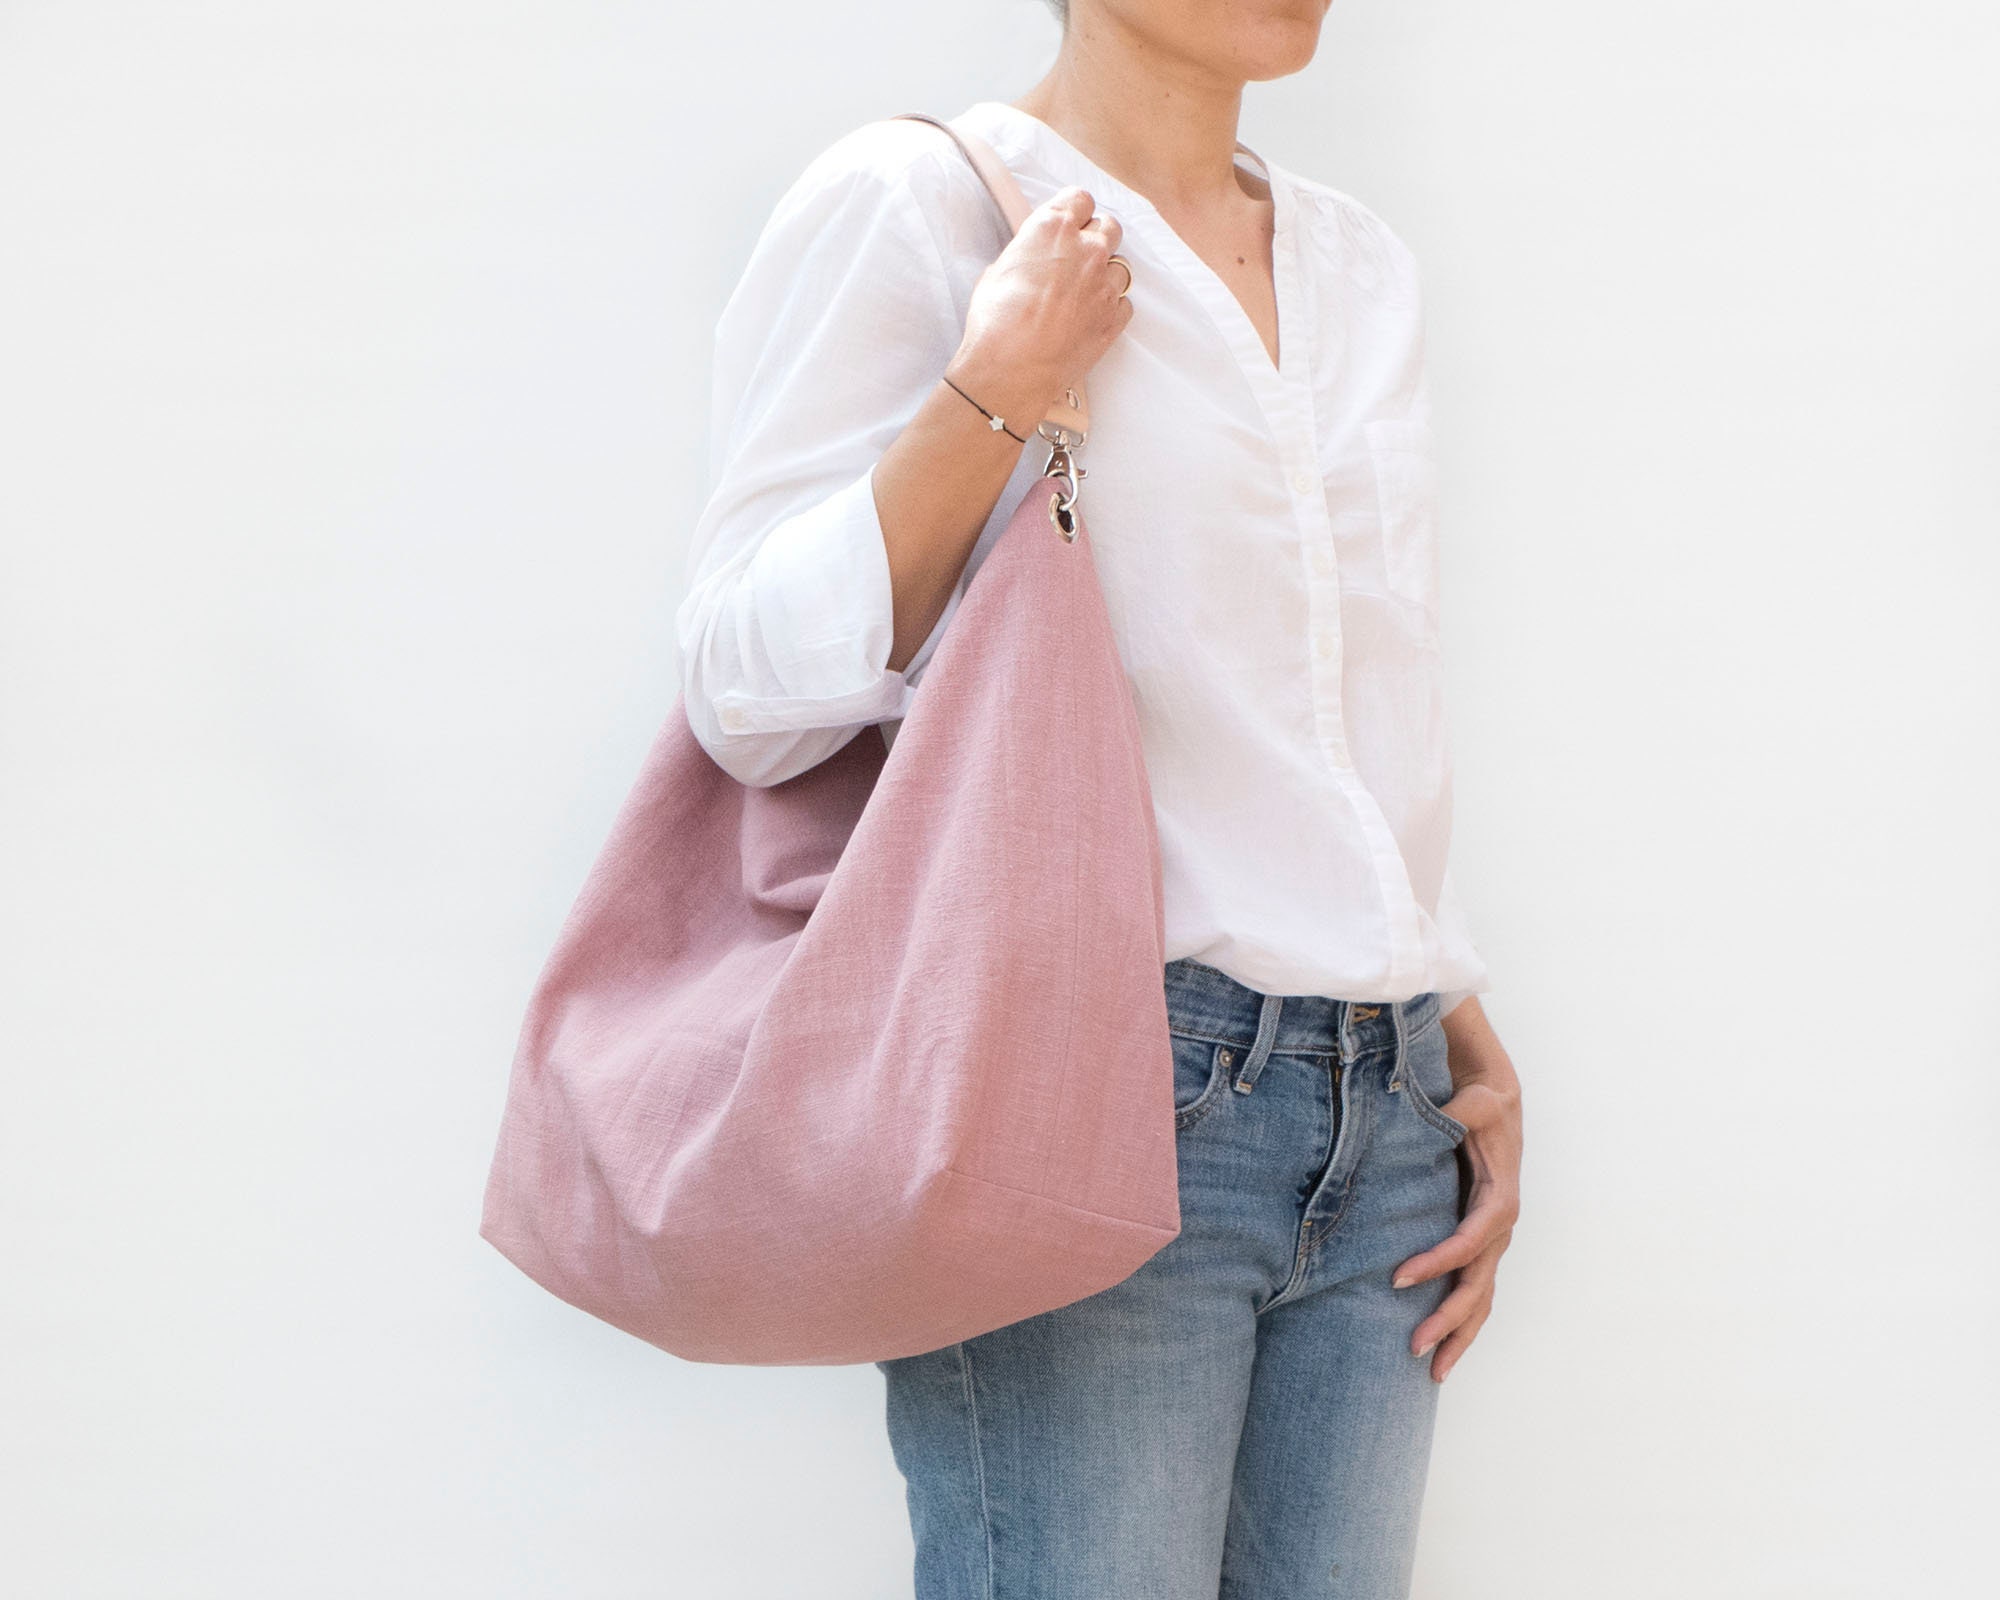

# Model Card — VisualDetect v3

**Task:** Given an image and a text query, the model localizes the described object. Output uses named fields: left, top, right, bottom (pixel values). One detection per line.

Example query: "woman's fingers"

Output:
left=1042, top=186, right=1124, bottom=282
left=1409, top=1241, right=1501, bottom=1379
left=964, top=186, right=1133, bottom=397
left=1081, top=208, right=1123, bottom=257
left=1392, top=1181, right=1516, bottom=1289
left=1410, top=1260, right=1487, bottom=1357
left=1406, top=1025, right=1524, bottom=1383
left=1392, top=1072, right=1523, bottom=1291
left=1069, top=198, right=1128, bottom=308
left=1426, top=1289, right=1494, bottom=1383
left=1041, top=184, right=1097, bottom=227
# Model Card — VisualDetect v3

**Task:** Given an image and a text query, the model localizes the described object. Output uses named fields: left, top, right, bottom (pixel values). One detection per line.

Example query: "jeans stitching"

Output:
left=1173, top=1040, right=1229, bottom=1132
left=1258, top=1063, right=1356, bottom=1314
left=1165, top=1023, right=1256, bottom=1050
left=1407, top=1093, right=1468, bottom=1143
left=1303, top=1171, right=1359, bottom=1268
left=1396, top=1015, right=1465, bottom=1142
left=954, top=1341, right=996, bottom=1600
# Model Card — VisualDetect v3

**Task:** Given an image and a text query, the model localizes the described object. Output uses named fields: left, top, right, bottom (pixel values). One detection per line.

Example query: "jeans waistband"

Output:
left=1162, top=956, right=1440, bottom=1063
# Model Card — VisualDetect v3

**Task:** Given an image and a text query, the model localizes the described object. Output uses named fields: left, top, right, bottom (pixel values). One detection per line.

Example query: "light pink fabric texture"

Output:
left=480, top=478, right=1182, bottom=1365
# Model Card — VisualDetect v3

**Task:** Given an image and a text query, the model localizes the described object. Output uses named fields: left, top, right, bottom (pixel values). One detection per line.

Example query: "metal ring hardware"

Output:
left=1039, top=390, right=1088, bottom=541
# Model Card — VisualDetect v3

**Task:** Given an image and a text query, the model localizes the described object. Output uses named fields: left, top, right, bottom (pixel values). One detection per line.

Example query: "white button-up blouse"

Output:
left=675, top=99, right=1491, bottom=1017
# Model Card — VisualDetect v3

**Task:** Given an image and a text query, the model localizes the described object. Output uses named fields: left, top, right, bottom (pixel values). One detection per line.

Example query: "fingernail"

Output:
left=1392, top=1274, right=1415, bottom=1289
left=1414, top=1337, right=1437, bottom=1359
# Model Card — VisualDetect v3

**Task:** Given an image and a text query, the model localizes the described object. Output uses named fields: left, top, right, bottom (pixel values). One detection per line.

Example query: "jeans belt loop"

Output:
left=1231, top=992, right=1285, bottom=1095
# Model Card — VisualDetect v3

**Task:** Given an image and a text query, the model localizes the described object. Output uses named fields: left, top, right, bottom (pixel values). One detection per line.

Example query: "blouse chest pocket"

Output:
left=1364, top=416, right=1442, bottom=632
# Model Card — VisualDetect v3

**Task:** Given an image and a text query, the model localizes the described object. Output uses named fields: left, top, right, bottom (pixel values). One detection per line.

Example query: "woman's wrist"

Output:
left=1440, top=997, right=1516, bottom=1089
left=942, top=347, right=1057, bottom=447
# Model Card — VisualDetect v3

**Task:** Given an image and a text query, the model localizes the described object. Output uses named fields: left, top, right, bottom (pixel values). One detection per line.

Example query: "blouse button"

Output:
left=1313, top=631, right=1335, bottom=661
left=720, top=705, right=750, bottom=733
left=1290, top=469, right=1317, bottom=496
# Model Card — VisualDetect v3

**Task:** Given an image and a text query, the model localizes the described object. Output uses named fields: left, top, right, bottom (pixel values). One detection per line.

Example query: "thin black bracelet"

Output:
left=941, top=373, right=1030, bottom=444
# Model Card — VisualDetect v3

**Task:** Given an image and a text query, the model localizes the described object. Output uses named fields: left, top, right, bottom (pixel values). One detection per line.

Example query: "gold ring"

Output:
left=1108, top=254, right=1133, bottom=298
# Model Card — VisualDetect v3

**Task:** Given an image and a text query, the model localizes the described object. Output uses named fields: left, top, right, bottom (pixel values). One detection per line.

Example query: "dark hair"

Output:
left=1042, top=0, right=1069, bottom=24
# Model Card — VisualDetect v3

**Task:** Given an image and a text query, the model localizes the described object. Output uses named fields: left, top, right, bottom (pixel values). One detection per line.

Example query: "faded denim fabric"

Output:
left=877, top=955, right=1467, bottom=1599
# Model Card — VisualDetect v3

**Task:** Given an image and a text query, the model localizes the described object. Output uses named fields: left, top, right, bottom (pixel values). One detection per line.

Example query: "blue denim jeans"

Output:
left=876, top=956, right=1469, bottom=1599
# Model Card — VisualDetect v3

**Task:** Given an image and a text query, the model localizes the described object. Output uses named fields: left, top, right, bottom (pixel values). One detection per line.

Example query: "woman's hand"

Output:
left=945, top=185, right=1133, bottom=429
left=1393, top=998, right=1523, bottom=1383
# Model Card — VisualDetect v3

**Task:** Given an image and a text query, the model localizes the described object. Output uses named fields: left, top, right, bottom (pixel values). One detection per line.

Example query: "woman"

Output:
left=676, top=5, right=1525, bottom=1595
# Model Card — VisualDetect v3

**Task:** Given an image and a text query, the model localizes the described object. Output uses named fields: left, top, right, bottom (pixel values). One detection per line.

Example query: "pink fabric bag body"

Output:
left=480, top=113, right=1180, bottom=1366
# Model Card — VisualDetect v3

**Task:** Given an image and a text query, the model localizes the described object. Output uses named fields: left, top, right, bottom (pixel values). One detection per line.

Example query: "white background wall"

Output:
left=3, top=3, right=1994, bottom=1595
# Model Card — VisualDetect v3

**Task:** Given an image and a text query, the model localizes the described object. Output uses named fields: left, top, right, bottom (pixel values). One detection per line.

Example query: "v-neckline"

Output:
left=966, top=100, right=1297, bottom=389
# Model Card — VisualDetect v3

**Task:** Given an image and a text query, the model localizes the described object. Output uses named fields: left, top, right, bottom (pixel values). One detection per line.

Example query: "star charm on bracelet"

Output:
left=941, top=373, right=1030, bottom=443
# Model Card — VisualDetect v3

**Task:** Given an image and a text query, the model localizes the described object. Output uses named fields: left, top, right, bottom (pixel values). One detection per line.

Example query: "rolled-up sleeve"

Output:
left=675, top=128, right=972, bottom=788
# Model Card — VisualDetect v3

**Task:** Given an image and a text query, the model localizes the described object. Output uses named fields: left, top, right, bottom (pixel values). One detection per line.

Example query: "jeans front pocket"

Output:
left=1365, top=414, right=1442, bottom=632
left=1396, top=1013, right=1467, bottom=1145
left=1170, top=1032, right=1234, bottom=1134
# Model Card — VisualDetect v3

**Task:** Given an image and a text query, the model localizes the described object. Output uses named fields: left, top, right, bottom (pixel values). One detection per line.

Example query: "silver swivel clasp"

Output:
left=1038, top=414, right=1088, bottom=543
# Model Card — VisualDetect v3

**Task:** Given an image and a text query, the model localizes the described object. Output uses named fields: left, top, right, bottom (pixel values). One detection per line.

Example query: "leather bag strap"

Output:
left=890, top=111, right=1090, bottom=443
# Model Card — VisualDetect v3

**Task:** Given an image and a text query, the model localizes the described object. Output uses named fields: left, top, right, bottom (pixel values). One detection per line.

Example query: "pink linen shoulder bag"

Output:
left=479, top=111, right=1180, bottom=1366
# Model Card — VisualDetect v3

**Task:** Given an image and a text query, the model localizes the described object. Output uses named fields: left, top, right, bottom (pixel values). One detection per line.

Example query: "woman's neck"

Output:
left=1012, top=49, right=1259, bottom=214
